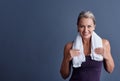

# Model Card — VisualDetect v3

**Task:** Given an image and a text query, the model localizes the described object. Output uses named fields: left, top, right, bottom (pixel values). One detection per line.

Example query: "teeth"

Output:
left=84, top=33, right=88, bottom=35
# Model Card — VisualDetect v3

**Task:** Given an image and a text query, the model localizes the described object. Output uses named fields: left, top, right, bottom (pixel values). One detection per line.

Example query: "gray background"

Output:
left=0, top=0, right=119, bottom=81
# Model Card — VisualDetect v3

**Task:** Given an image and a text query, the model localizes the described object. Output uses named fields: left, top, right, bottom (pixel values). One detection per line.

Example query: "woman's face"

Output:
left=78, top=18, right=95, bottom=39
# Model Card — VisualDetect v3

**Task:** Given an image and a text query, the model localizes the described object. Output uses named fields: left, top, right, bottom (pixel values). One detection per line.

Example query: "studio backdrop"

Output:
left=0, top=0, right=119, bottom=81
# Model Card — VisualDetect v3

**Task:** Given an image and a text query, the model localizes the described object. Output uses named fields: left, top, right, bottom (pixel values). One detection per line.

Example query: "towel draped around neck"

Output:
left=72, top=31, right=103, bottom=68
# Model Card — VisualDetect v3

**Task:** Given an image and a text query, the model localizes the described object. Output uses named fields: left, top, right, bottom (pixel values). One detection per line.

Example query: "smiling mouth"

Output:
left=83, top=33, right=89, bottom=36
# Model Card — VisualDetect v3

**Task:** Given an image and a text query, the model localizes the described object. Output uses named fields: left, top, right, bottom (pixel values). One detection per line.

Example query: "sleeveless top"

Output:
left=69, top=56, right=103, bottom=81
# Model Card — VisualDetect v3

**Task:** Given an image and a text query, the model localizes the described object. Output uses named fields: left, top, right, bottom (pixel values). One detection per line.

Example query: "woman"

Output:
left=60, top=11, right=114, bottom=81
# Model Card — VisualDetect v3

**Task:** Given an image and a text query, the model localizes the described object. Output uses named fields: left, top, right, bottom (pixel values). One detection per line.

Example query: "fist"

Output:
left=94, top=47, right=104, bottom=56
left=70, top=49, right=80, bottom=58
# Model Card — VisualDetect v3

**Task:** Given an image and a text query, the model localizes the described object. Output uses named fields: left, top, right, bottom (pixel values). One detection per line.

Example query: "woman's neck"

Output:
left=82, top=38, right=91, bottom=44
left=82, top=38, right=91, bottom=55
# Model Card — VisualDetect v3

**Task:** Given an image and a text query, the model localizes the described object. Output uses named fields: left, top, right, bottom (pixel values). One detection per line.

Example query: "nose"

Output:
left=84, top=27, right=88, bottom=32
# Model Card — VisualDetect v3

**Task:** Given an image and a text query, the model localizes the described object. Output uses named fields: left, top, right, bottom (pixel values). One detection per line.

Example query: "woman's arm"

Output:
left=60, top=42, right=73, bottom=79
left=102, top=39, right=115, bottom=73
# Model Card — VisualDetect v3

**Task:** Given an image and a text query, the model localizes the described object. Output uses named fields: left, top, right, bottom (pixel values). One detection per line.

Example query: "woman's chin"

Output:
left=82, top=35, right=91, bottom=39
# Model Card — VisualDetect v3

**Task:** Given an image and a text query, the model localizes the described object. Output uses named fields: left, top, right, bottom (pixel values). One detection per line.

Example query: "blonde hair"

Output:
left=77, top=11, right=96, bottom=25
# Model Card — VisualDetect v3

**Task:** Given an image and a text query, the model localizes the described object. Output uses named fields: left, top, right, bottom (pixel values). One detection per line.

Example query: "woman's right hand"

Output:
left=64, top=43, right=80, bottom=62
left=69, top=49, right=80, bottom=60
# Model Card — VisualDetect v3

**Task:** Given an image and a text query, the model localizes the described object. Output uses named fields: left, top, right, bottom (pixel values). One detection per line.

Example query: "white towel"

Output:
left=72, top=31, right=103, bottom=68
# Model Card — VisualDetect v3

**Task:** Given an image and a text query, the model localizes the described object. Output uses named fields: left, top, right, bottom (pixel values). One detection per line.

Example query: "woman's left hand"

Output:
left=95, top=47, right=106, bottom=58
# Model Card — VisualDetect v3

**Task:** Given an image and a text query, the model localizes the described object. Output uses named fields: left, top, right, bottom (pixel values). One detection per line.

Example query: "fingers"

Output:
left=70, top=49, right=80, bottom=58
left=94, top=47, right=104, bottom=55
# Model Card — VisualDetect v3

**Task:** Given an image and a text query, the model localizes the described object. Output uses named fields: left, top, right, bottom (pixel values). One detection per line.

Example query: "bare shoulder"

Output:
left=64, top=42, right=73, bottom=50
left=63, top=42, right=73, bottom=58
left=102, top=38, right=110, bottom=46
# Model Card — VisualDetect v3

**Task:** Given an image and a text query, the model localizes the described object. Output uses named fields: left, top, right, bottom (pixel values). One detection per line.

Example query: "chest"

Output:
left=83, top=44, right=91, bottom=56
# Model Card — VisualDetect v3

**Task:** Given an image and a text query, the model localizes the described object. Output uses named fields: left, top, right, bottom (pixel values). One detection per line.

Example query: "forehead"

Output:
left=79, top=18, right=94, bottom=25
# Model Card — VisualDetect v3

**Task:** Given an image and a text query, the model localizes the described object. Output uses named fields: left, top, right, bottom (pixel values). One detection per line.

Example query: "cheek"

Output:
left=78, top=28, right=83, bottom=32
left=90, top=26, right=95, bottom=31
left=93, top=26, right=95, bottom=30
left=92, top=28, right=95, bottom=31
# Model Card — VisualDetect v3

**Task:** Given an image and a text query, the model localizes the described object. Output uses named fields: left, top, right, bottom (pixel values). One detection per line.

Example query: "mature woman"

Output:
left=60, top=11, right=114, bottom=81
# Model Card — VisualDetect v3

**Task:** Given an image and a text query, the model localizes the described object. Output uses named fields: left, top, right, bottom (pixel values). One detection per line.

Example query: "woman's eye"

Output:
left=88, top=25, right=91, bottom=28
left=79, top=26, right=84, bottom=28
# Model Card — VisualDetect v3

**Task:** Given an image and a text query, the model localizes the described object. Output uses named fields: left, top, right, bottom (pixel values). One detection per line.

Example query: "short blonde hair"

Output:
left=77, top=11, right=96, bottom=25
